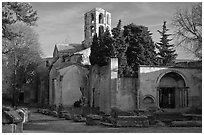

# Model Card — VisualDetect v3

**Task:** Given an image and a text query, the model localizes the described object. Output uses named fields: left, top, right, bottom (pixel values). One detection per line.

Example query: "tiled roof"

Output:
left=55, top=43, right=84, bottom=53
left=56, top=44, right=75, bottom=52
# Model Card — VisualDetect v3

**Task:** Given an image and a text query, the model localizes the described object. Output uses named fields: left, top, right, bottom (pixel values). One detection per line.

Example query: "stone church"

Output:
left=49, top=8, right=202, bottom=114
left=49, top=8, right=111, bottom=107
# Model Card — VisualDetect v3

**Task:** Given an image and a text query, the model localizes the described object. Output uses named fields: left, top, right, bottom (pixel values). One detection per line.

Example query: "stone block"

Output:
left=15, top=122, right=23, bottom=133
left=51, top=111, right=58, bottom=117
left=115, top=116, right=149, bottom=127
left=58, top=111, right=69, bottom=118
left=101, top=115, right=116, bottom=124
left=2, top=122, right=23, bottom=133
left=86, top=114, right=102, bottom=125
left=3, top=110, right=23, bottom=124
left=16, top=109, right=26, bottom=123
left=2, top=124, right=16, bottom=133
left=64, top=113, right=72, bottom=120
left=155, top=120, right=166, bottom=127
left=171, top=121, right=202, bottom=127
left=154, top=112, right=185, bottom=121
left=21, top=108, right=31, bottom=122
left=73, top=114, right=86, bottom=122
left=44, top=109, right=51, bottom=115
left=182, top=114, right=202, bottom=121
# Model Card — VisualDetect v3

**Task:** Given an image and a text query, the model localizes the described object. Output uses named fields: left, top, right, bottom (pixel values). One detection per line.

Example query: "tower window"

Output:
left=91, top=13, right=94, bottom=23
left=90, top=26, right=95, bottom=37
left=107, top=14, right=110, bottom=24
left=99, top=26, right=104, bottom=37
left=99, top=13, right=103, bottom=24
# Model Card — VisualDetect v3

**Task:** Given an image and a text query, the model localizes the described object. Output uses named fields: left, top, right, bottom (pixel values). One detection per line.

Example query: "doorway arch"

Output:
left=157, top=71, right=188, bottom=108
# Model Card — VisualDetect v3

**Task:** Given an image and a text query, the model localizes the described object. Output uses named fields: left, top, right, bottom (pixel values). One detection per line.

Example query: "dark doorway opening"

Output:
left=159, top=87, right=175, bottom=108
left=19, top=91, right=24, bottom=103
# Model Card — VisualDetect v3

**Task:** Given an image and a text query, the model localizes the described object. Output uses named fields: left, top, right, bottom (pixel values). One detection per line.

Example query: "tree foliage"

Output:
left=112, top=20, right=132, bottom=77
left=157, top=21, right=177, bottom=66
left=124, top=23, right=158, bottom=76
left=2, top=2, right=37, bottom=41
left=2, top=23, right=42, bottom=98
left=172, top=3, right=202, bottom=59
left=2, top=2, right=40, bottom=106
left=90, top=29, right=115, bottom=67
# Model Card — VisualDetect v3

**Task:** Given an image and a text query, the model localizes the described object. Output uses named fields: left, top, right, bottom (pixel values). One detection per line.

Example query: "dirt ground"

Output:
left=23, top=111, right=202, bottom=133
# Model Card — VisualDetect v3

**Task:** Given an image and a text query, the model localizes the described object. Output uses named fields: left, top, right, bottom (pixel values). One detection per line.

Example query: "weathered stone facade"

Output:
left=89, top=58, right=138, bottom=114
left=138, top=65, right=202, bottom=110
left=89, top=58, right=202, bottom=114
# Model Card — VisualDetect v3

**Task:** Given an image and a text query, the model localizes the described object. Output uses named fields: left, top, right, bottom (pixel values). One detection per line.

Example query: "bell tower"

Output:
left=83, top=8, right=111, bottom=48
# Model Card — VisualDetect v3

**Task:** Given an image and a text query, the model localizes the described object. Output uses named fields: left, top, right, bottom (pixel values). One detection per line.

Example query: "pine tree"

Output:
left=112, top=20, right=131, bottom=77
left=99, top=28, right=115, bottom=66
left=89, top=29, right=115, bottom=67
left=124, top=23, right=158, bottom=77
left=90, top=34, right=99, bottom=65
left=157, top=21, right=177, bottom=66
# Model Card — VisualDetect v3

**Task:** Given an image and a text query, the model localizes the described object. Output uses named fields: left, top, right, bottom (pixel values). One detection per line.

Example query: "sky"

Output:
left=30, top=2, right=198, bottom=59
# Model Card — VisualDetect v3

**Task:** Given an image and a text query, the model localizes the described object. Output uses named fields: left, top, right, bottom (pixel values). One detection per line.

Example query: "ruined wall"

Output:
left=89, top=58, right=138, bottom=113
left=116, top=78, right=137, bottom=111
left=59, top=65, right=88, bottom=107
left=49, top=65, right=59, bottom=105
left=138, top=66, right=202, bottom=110
left=89, top=64, right=111, bottom=113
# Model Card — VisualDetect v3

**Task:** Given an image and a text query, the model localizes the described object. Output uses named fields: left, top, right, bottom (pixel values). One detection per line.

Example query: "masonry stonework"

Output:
left=138, top=66, right=202, bottom=110
left=83, top=8, right=111, bottom=48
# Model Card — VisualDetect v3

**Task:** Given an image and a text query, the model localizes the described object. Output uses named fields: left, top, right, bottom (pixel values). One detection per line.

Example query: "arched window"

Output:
left=98, top=26, right=104, bottom=37
left=91, top=13, right=94, bottom=23
left=90, top=26, right=95, bottom=37
left=107, top=14, right=110, bottom=24
left=99, top=13, right=103, bottom=24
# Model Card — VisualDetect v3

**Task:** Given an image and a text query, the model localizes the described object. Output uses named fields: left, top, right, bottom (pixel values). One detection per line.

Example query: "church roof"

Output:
left=56, top=44, right=75, bottom=52
left=55, top=43, right=85, bottom=54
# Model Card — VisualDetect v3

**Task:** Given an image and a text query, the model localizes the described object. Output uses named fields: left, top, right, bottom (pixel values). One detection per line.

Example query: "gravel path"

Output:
left=23, top=111, right=202, bottom=133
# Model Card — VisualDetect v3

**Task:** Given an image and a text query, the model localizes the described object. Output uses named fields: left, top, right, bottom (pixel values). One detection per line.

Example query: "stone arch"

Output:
left=90, top=26, right=95, bottom=37
left=156, top=70, right=189, bottom=108
left=99, top=13, right=103, bottom=24
left=143, top=95, right=156, bottom=109
left=156, top=70, right=188, bottom=87
left=143, top=95, right=155, bottom=104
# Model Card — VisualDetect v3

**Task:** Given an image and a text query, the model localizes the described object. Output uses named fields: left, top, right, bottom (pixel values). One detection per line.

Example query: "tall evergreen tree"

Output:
left=89, top=34, right=100, bottom=66
left=89, top=29, right=115, bottom=67
left=112, top=20, right=131, bottom=77
left=124, top=23, right=158, bottom=76
left=157, top=21, right=177, bottom=66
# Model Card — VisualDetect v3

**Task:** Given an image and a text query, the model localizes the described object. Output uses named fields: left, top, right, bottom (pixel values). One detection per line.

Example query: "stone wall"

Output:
left=88, top=64, right=111, bottom=113
left=59, top=65, right=88, bottom=107
left=116, top=78, right=138, bottom=111
left=138, top=66, right=202, bottom=110
left=89, top=58, right=137, bottom=114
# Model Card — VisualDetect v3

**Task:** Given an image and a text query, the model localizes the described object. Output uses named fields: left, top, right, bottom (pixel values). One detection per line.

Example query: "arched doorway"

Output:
left=158, top=72, right=188, bottom=108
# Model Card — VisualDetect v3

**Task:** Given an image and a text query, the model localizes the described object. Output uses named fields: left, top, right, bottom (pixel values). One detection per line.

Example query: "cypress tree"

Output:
left=157, top=21, right=177, bottom=66
left=124, top=23, right=158, bottom=76
left=112, top=20, right=131, bottom=77
left=89, top=29, right=115, bottom=67
left=89, top=34, right=100, bottom=66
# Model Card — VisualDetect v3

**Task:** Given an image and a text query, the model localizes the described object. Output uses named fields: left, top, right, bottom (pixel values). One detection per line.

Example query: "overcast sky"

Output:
left=31, top=2, right=198, bottom=59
